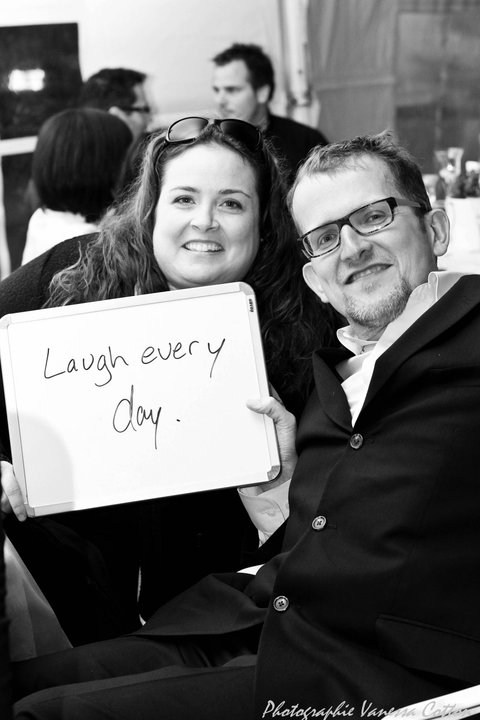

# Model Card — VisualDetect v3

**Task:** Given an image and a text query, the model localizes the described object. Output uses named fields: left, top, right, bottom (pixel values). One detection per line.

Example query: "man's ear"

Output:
left=303, top=262, right=329, bottom=303
left=256, top=85, right=271, bottom=105
left=424, top=208, right=450, bottom=258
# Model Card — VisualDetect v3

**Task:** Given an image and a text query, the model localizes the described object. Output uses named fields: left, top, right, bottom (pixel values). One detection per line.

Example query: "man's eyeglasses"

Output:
left=297, top=196, right=425, bottom=260
left=165, top=116, right=262, bottom=153
left=118, top=105, right=151, bottom=115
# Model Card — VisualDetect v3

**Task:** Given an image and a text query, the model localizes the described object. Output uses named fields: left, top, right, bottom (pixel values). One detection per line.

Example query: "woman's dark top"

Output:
left=0, top=236, right=142, bottom=644
left=0, top=234, right=321, bottom=639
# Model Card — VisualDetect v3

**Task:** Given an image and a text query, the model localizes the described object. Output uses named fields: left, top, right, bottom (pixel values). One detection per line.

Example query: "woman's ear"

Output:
left=424, top=208, right=450, bottom=258
left=302, top=262, right=329, bottom=303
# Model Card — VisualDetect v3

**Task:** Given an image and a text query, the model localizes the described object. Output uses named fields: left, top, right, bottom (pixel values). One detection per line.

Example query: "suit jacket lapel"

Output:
left=312, top=346, right=353, bottom=431
left=364, top=275, right=480, bottom=409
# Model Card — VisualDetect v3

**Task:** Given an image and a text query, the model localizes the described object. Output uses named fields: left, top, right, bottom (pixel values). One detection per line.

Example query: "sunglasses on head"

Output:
left=165, top=116, right=262, bottom=153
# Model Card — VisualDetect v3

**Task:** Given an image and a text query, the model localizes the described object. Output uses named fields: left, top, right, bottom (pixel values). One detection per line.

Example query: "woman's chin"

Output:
left=169, top=273, right=228, bottom=291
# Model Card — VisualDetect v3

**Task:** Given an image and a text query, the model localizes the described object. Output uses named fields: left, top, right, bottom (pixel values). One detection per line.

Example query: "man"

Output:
left=13, top=132, right=480, bottom=719
left=212, top=43, right=328, bottom=179
left=79, top=67, right=150, bottom=141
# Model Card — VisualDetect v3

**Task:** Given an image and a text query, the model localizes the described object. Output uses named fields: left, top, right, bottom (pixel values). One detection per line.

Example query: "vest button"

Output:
left=312, top=515, right=327, bottom=531
left=273, top=595, right=289, bottom=612
left=350, top=433, right=364, bottom=450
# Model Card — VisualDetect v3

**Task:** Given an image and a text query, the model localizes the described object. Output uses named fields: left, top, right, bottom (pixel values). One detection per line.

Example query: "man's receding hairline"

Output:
left=290, top=153, right=397, bottom=213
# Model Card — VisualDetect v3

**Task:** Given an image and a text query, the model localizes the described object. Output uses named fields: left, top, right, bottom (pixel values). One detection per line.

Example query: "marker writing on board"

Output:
left=112, top=384, right=163, bottom=449
left=207, top=338, right=226, bottom=378
left=140, top=337, right=226, bottom=379
left=43, top=346, right=129, bottom=387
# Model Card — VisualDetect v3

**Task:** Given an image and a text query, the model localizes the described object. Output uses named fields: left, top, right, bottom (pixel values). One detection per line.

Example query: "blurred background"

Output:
left=1, top=0, right=480, bottom=274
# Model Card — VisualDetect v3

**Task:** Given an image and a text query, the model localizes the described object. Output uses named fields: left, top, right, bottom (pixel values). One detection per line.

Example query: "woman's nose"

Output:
left=190, top=206, right=218, bottom=232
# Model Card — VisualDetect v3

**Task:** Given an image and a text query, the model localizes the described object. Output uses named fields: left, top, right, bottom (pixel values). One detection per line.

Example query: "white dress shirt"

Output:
left=22, top=209, right=97, bottom=265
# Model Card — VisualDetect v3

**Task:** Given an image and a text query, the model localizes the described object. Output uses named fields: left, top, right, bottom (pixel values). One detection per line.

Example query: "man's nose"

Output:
left=338, top=224, right=372, bottom=261
left=214, top=89, right=227, bottom=106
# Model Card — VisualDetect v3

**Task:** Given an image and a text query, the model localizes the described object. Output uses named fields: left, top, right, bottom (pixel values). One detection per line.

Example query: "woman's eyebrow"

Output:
left=167, top=185, right=198, bottom=193
left=166, top=186, right=252, bottom=199
left=219, top=189, right=252, bottom=198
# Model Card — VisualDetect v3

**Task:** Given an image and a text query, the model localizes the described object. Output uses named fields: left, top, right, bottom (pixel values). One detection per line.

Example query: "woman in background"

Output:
left=22, top=108, right=132, bottom=264
left=1, top=118, right=337, bottom=646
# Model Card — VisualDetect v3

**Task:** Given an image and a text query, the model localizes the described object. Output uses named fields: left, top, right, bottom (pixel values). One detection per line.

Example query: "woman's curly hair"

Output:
left=47, top=123, right=338, bottom=411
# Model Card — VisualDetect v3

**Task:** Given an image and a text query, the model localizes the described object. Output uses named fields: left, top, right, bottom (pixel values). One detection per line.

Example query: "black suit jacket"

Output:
left=142, top=274, right=480, bottom=717
left=265, top=113, right=328, bottom=181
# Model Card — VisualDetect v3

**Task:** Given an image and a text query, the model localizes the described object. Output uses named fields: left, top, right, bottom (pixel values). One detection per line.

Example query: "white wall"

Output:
left=0, top=0, right=287, bottom=124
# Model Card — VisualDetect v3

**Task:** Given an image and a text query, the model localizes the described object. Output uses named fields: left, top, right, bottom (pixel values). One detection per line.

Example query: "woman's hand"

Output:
left=1, top=460, right=27, bottom=521
left=247, top=389, right=297, bottom=490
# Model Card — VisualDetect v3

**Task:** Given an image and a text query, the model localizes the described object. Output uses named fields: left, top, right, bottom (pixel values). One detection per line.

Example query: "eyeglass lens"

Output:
left=167, top=117, right=209, bottom=142
left=304, top=199, right=394, bottom=257
left=217, top=120, right=261, bottom=151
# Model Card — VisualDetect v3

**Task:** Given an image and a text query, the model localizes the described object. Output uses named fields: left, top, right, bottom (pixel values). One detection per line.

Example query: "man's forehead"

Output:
left=213, top=60, right=250, bottom=85
left=292, top=158, right=395, bottom=227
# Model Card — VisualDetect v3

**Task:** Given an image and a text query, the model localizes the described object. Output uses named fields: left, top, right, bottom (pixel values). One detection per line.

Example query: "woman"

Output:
left=1, top=117, right=337, bottom=645
left=22, top=108, right=132, bottom=264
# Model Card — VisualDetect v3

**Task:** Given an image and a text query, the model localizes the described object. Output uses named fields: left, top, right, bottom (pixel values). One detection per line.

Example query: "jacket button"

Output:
left=350, top=433, right=363, bottom=449
left=273, top=595, right=289, bottom=612
left=312, top=515, right=327, bottom=531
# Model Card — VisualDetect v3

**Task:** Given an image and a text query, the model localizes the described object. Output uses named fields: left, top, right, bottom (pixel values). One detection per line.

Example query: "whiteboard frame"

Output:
left=0, top=282, right=280, bottom=516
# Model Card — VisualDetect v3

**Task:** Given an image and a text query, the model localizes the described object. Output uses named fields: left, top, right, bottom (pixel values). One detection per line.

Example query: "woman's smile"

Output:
left=182, top=241, right=223, bottom=253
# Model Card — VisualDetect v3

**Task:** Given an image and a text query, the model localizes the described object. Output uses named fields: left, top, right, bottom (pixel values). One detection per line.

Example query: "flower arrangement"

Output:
left=447, top=161, right=480, bottom=198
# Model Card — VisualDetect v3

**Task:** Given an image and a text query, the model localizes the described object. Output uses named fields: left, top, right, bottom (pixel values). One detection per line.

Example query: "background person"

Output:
left=212, top=42, right=328, bottom=181
left=22, top=108, right=133, bottom=264
left=11, top=131, right=480, bottom=720
left=78, top=68, right=156, bottom=197
left=1, top=117, right=337, bottom=646
left=79, top=67, right=151, bottom=142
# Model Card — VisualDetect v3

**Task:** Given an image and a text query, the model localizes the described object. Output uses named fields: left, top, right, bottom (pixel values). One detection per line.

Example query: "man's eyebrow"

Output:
left=213, top=85, right=240, bottom=92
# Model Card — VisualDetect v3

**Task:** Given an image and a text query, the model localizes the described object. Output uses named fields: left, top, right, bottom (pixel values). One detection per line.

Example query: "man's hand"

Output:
left=1, top=460, right=27, bottom=521
left=247, top=391, right=297, bottom=490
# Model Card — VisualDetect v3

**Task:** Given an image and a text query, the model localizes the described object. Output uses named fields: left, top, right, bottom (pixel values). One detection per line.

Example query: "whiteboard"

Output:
left=0, top=282, right=280, bottom=516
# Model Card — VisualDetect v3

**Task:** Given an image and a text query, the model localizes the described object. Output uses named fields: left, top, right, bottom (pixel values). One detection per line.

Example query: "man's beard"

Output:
left=343, top=277, right=413, bottom=335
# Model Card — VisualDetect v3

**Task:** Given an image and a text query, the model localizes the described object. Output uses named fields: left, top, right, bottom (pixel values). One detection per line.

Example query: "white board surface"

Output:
left=0, top=282, right=280, bottom=516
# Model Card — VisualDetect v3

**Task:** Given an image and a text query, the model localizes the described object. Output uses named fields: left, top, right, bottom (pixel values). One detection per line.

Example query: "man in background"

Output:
left=212, top=42, right=328, bottom=180
left=79, top=68, right=151, bottom=142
